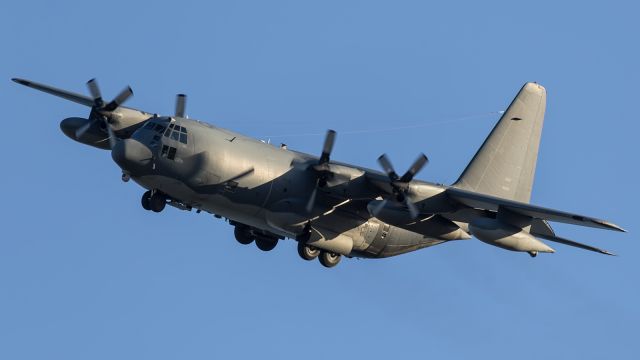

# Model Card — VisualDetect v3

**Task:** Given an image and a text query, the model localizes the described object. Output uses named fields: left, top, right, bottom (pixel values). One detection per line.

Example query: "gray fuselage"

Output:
left=112, top=116, right=462, bottom=258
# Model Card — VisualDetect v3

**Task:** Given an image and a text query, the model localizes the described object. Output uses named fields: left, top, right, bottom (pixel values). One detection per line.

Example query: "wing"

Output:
left=447, top=187, right=625, bottom=232
left=12, top=78, right=94, bottom=107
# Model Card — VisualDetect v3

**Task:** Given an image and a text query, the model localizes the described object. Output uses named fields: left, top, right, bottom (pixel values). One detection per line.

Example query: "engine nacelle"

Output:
left=469, top=218, right=554, bottom=254
left=367, top=200, right=414, bottom=225
left=60, top=117, right=111, bottom=149
left=60, top=107, right=153, bottom=150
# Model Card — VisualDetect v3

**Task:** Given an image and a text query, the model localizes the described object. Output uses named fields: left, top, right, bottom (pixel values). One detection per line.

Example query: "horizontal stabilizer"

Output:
left=447, top=187, right=625, bottom=232
left=532, top=233, right=615, bottom=256
left=12, top=78, right=94, bottom=107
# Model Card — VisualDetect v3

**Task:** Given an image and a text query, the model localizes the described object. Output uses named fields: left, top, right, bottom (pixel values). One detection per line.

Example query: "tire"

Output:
left=255, top=237, right=278, bottom=252
left=149, top=192, right=166, bottom=213
left=319, top=251, right=341, bottom=268
left=297, top=242, right=320, bottom=260
left=234, top=226, right=254, bottom=245
left=141, top=191, right=151, bottom=211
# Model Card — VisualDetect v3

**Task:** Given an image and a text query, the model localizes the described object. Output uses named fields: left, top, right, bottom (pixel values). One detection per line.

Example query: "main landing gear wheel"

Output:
left=255, top=237, right=278, bottom=252
left=141, top=191, right=152, bottom=211
left=319, top=251, right=341, bottom=268
left=234, top=226, right=255, bottom=245
left=149, top=192, right=166, bottom=213
left=297, top=242, right=320, bottom=261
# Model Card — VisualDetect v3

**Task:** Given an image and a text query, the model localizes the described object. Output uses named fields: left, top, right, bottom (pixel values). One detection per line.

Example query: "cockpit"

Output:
left=163, top=123, right=188, bottom=144
left=132, top=117, right=192, bottom=162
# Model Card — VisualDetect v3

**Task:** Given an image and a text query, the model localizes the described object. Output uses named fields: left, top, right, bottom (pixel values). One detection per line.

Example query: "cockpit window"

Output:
left=162, top=123, right=189, bottom=144
left=144, top=122, right=155, bottom=130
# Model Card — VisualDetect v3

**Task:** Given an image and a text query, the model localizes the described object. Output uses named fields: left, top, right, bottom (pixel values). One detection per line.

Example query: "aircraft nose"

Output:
left=111, top=138, right=153, bottom=173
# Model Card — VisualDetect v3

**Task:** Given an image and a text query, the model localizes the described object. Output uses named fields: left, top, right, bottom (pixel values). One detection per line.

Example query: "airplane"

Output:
left=12, top=77, right=625, bottom=268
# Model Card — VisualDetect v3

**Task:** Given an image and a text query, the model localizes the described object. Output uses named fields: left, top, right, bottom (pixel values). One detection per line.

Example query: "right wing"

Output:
left=447, top=187, right=625, bottom=232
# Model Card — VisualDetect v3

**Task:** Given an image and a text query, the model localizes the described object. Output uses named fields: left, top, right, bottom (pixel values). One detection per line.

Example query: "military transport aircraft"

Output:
left=13, top=78, right=625, bottom=267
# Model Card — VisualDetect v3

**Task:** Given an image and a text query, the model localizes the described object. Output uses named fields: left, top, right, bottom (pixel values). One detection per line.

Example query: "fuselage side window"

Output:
left=167, top=147, right=177, bottom=160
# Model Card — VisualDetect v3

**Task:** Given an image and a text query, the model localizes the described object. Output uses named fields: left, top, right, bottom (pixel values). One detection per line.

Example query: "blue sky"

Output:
left=1, top=1, right=638, bottom=359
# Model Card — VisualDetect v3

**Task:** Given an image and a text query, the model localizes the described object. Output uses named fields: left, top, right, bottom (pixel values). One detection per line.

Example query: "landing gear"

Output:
left=255, top=236, right=278, bottom=252
left=528, top=251, right=538, bottom=258
left=319, top=251, right=341, bottom=268
left=149, top=192, right=166, bottom=212
left=142, top=190, right=166, bottom=212
left=141, top=191, right=151, bottom=211
left=121, top=173, right=130, bottom=182
left=297, top=242, right=320, bottom=260
left=234, top=226, right=254, bottom=245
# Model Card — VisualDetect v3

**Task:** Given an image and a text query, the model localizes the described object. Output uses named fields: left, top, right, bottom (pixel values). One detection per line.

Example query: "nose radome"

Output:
left=111, top=138, right=153, bottom=173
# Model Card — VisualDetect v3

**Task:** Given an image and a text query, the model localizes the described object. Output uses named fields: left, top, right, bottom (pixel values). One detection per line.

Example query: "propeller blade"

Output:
left=377, top=154, right=398, bottom=180
left=305, top=183, right=319, bottom=213
left=405, top=199, right=420, bottom=220
left=399, top=153, right=429, bottom=183
left=175, top=94, right=187, bottom=118
left=104, top=86, right=133, bottom=112
left=86, top=78, right=103, bottom=107
left=370, top=199, right=388, bottom=218
left=319, top=130, right=336, bottom=164
left=75, top=119, right=94, bottom=139
left=105, top=121, right=117, bottom=149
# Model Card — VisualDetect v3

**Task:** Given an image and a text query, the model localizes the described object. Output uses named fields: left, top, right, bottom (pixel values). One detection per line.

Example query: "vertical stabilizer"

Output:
left=454, top=83, right=546, bottom=203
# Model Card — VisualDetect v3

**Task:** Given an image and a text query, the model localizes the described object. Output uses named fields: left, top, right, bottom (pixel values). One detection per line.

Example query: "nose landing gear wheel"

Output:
left=297, top=242, right=320, bottom=260
left=141, top=191, right=152, bottom=211
left=149, top=191, right=166, bottom=213
left=255, top=237, right=278, bottom=252
left=319, top=251, right=341, bottom=268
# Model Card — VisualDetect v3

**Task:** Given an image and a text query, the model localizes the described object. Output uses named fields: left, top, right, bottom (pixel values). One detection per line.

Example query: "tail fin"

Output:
left=453, top=82, right=546, bottom=203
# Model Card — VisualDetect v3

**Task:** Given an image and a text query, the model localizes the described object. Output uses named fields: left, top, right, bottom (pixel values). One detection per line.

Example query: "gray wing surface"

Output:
left=12, top=78, right=94, bottom=107
left=447, top=187, right=625, bottom=232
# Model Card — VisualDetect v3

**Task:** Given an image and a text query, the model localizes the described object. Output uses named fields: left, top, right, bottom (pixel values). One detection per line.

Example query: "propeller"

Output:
left=373, top=153, right=429, bottom=219
left=75, top=78, right=134, bottom=148
left=175, top=94, right=187, bottom=118
left=305, top=130, right=337, bottom=212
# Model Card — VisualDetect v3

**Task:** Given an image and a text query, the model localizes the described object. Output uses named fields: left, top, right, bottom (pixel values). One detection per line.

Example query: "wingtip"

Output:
left=12, top=78, right=29, bottom=85
left=596, top=220, right=626, bottom=233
